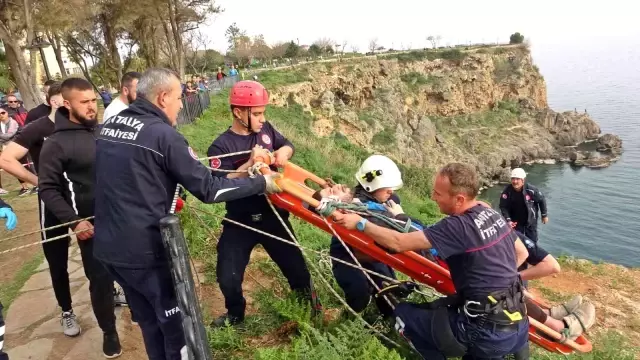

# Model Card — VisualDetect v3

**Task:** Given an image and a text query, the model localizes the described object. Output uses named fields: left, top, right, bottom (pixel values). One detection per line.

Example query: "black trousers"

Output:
left=39, top=198, right=73, bottom=311
left=515, top=223, right=538, bottom=243
left=39, top=199, right=115, bottom=332
left=0, top=302, right=7, bottom=360
left=105, top=265, right=185, bottom=360
left=217, top=213, right=312, bottom=319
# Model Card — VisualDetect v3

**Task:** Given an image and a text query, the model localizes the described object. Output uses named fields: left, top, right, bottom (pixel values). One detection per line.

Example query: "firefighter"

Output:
left=334, top=162, right=530, bottom=360
left=93, top=69, right=282, bottom=360
left=207, top=80, right=318, bottom=328
left=499, top=168, right=548, bottom=243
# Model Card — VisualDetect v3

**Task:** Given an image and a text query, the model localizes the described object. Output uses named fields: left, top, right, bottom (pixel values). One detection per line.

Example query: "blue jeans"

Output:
left=394, top=303, right=529, bottom=360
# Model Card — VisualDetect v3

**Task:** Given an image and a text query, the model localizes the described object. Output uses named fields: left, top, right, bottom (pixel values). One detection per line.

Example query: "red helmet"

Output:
left=229, top=80, right=269, bottom=107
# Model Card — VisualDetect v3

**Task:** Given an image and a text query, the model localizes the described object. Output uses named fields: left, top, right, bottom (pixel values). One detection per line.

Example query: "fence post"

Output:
left=159, top=215, right=212, bottom=360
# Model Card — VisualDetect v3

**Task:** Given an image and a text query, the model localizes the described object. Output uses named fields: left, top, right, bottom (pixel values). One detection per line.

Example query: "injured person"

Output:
left=516, top=230, right=596, bottom=341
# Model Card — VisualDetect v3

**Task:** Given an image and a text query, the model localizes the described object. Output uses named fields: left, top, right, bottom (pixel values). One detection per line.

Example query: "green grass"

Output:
left=0, top=252, right=44, bottom=309
left=256, top=68, right=312, bottom=88
left=399, top=72, right=441, bottom=91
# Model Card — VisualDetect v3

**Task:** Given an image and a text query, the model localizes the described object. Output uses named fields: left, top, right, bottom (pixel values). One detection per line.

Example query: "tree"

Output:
left=314, top=37, right=334, bottom=54
left=368, top=38, right=378, bottom=53
left=284, top=41, right=299, bottom=58
left=271, top=42, right=288, bottom=59
left=509, top=32, right=525, bottom=44
left=0, top=0, right=45, bottom=109
left=225, top=22, right=244, bottom=50
left=251, top=34, right=272, bottom=62
left=184, top=29, right=212, bottom=75
left=350, top=44, right=360, bottom=54
left=308, top=44, right=322, bottom=57
left=427, top=35, right=438, bottom=49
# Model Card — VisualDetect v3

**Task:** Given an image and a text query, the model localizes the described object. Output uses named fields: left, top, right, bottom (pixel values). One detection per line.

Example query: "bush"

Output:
left=509, top=32, right=525, bottom=44
left=371, top=127, right=396, bottom=146
left=439, top=49, right=468, bottom=65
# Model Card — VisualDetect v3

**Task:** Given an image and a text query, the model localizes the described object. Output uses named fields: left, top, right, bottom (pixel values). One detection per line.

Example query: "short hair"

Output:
left=61, top=77, right=93, bottom=99
left=47, top=81, right=62, bottom=99
left=136, top=68, right=180, bottom=101
left=438, top=162, right=479, bottom=198
left=43, top=79, right=57, bottom=87
left=121, top=71, right=141, bottom=89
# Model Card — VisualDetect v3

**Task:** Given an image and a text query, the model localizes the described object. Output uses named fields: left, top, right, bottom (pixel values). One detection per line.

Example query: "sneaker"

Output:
left=29, top=186, right=38, bottom=195
left=113, top=287, right=128, bottom=307
left=210, top=313, right=244, bottom=328
left=562, top=302, right=596, bottom=341
left=103, top=332, right=122, bottom=358
left=61, top=310, right=81, bottom=337
left=0, top=188, right=8, bottom=196
left=549, top=294, right=582, bottom=320
left=18, top=188, right=30, bottom=197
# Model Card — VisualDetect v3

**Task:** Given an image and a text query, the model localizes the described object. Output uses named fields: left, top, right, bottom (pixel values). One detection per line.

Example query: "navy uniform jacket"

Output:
left=93, top=98, right=267, bottom=268
left=499, top=183, right=547, bottom=227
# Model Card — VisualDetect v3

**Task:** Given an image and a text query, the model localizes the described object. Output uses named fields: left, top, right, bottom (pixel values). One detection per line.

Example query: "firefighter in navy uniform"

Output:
left=93, top=69, right=283, bottom=360
left=334, top=163, right=531, bottom=360
left=499, top=168, right=548, bottom=243
left=207, top=80, right=317, bottom=328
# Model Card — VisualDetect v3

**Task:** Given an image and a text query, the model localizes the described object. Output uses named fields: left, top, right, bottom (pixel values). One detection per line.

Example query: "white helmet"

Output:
left=355, top=155, right=403, bottom=192
left=511, top=168, right=526, bottom=180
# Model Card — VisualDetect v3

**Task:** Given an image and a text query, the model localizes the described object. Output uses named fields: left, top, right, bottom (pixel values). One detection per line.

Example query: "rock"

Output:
left=379, top=61, right=390, bottom=76
left=435, top=134, right=445, bottom=144
left=7, top=338, right=53, bottom=360
left=596, top=133, right=623, bottom=152
left=569, top=151, right=586, bottom=162
left=441, top=91, right=453, bottom=101
left=415, top=116, right=437, bottom=140
left=6, top=289, right=58, bottom=334
left=498, top=168, right=512, bottom=183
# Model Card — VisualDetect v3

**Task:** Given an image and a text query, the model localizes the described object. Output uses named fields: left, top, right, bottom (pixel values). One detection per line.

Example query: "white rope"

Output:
left=197, top=150, right=252, bottom=162
left=0, top=227, right=91, bottom=255
left=0, top=216, right=94, bottom=244
left=263, top=196, right=405, bottom=350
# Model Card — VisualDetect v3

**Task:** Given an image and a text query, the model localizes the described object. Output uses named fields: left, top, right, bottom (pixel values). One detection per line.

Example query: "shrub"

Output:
left=509, top=32, right=525, bottom=44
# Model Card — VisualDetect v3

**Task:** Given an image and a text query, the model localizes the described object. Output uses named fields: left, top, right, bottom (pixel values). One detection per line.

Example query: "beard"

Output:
left=126, top=92, right=135, bottom=104
left=71, top=108, right=98, bottom=128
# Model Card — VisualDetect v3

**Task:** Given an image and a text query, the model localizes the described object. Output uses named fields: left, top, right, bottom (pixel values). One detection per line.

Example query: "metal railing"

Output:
left=177, top=76, right=240, bottom=126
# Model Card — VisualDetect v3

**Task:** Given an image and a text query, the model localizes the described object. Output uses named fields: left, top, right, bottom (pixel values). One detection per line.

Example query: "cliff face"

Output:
left=268, top=46, right=618, bottom=185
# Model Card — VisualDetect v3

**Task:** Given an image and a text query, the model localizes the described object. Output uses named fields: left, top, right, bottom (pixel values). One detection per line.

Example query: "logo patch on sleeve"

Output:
left=502, top=193, right=508, bottom=199
left=188, top=147, right=198, bottom=160
left=210, top=158, right=221, bottom=169
left=261, top=134, right=271, bottom=145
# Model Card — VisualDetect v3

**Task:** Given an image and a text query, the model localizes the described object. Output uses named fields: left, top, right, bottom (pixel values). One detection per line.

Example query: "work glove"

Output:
left=263, top=173, right=283, bottom=194
left=248, top=162, right=269, bottom=177
left=0, top=207, right=17, bottom=230
left=384, top=199, right=404, bottom=216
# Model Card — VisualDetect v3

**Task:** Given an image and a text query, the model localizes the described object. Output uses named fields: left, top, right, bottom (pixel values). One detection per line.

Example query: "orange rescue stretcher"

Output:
left=254, top=156, right=592, bottom=355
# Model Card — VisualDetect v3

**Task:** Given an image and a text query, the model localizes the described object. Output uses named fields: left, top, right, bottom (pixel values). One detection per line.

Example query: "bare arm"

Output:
left=520, top=255, right=561, bottom=281
left=0, top=142, right=37, bottom=186
left=361, top=218, right=433, bottom=253
left=225, top=160, right=253, bottom=179
left=514, top=237, right=529, bottom=268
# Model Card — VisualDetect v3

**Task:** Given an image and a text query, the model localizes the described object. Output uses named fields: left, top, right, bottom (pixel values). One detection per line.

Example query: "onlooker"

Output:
left=102, top=72, right=141, bottom=123
left=185, top=81, right=198, bottom=96
left=0, top=109, right=19, bottom=195
left=229, top=64, right=239, bottom=77
left=25, top=80, right=57, bottom=126
left=216, top=67, right=227, bottom=88
left=3, top=95, right=27, bottom=127
left=99, top=87, right=113, bottom=109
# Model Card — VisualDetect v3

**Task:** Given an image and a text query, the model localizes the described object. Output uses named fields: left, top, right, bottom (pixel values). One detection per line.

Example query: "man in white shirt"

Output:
left=102, top=72, right=141, bottom=123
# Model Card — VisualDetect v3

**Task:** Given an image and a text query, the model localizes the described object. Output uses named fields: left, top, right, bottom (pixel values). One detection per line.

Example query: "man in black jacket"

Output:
left=38, top=78, right=122, bottom=358
left=93, top=68, right=282, bottom=360
left=499, top=167, right=548, bottom=243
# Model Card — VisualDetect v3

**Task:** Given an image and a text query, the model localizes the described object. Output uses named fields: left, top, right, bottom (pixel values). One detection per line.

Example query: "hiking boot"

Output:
left=113, top=287, right=128, bottom=307
left=61, top=310, right=81, bottom=337
left=29, top=186, right=38, bottom=195
left=210, top=313, right=244, bottom=328
left=103, top=331, right=122, bottom=358
left=18, top=188, right=30, bottom=197
left=549, top=294, right=582, bottom=320
left=562, top=302, right=596, bottom=341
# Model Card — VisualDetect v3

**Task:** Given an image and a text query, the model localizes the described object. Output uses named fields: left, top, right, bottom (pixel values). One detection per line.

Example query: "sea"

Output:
left=482, top=39, right=640, bottom=267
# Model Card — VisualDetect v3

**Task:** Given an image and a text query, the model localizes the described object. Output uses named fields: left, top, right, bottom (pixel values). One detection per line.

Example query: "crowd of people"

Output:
left=0, top=69, right=597, bottom=360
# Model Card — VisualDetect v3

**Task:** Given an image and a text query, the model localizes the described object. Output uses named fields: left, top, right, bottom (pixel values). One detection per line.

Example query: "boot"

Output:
left=549, top=294, right=582, bottom=320
left=210, top=313, right=244, bottom=328
left=562, top=302, right=595, bottom=341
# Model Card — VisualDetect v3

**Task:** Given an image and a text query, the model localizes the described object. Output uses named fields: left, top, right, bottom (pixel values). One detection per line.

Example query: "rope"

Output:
left=0, top=227, right=91, bottom=255
left=0, top=161, right=33, bottom=172
left=315, top=200, right=411, bottom=233
left=188, top=206, right=402, bottom=286
left=264, top=196, right=405, bottom=350
left=197, top=150, right=252, bottom=162
left=0, top=216, right=94, bottom=244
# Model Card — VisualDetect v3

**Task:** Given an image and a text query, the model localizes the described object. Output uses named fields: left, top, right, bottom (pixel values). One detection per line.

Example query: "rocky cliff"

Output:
left=268, top=46, right=622, bottom=186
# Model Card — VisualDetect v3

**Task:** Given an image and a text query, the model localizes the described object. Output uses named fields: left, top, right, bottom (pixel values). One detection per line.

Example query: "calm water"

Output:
left=482, top=40, right=640, bottom=267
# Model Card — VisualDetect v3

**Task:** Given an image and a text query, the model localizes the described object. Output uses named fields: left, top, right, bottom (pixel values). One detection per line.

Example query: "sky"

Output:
left=201, top=0, right=640, bottom=54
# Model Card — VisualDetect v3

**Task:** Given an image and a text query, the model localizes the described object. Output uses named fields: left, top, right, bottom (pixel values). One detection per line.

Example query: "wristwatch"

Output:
left=356, top=218, right=368, bottom=232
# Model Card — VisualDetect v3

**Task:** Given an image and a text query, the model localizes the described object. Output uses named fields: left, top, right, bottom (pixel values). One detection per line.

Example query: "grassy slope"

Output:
left=178, top=82, right=638, bottom=358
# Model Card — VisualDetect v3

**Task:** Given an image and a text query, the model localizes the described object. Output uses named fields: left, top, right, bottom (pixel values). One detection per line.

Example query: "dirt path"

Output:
left=0, top=177, right=146, bottom=359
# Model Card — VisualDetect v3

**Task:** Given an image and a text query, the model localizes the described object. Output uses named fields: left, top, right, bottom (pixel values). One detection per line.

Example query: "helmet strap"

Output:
left=236, top=107, right=252, bottom=131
